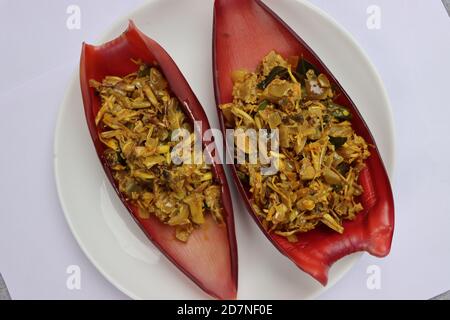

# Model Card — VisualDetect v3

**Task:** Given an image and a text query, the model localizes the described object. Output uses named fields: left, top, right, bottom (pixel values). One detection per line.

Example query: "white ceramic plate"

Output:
left=54, top=0, right=395, bottom=299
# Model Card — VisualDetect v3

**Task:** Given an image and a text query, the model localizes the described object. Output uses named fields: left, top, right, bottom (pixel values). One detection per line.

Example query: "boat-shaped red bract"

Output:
left=80, top=21, right=238, bottom=299
left=213, top=0, right=394, bottom=285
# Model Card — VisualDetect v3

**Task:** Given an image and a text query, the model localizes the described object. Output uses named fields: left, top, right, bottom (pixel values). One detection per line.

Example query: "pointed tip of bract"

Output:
left=138, top=216, right=236, bottom=300
left=313, top=271, right=328, bottom=287
left=210, top=284, right=238, bottom=300
left=126, top=19, right=138, bottom=33
left=80, top=42, right=92, bottom=59
left=367, top=225, right=394, bottom=258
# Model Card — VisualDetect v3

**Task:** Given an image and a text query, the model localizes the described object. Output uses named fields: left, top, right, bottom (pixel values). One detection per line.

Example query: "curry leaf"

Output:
left=257, top=66, right=288, bottom=89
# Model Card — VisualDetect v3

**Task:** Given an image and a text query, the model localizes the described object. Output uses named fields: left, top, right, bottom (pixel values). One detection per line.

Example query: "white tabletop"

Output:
left=0, top=0, right=449, bottom=300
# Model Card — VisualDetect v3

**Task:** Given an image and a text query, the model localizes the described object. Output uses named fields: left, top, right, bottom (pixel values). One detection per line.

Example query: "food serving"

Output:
left=90, top=62, right=224, bottom=242
left=220, top=51, right=370, bottom=242
left=213, top=0, right=394, bottom=285
left=80, top=22, right=237, bottom=299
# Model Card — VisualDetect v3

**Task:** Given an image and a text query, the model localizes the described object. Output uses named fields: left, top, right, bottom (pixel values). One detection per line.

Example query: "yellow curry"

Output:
left=90, top=62, right=223, bottom=242
left=220, top=51, right=370, bottom=242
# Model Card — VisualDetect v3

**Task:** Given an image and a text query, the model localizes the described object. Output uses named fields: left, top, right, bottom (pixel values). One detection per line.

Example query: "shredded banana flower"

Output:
left=90, top=62, right=224, bottom=242
left=220, top=51, right=370, bottom=242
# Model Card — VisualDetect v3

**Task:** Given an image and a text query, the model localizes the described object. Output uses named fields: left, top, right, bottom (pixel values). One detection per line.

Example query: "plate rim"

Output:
left=53, top=0, right=395, bottom=300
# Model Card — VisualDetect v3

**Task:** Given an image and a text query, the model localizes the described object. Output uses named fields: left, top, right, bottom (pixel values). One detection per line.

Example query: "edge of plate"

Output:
left=290, top=0, right=396, bottom=298
left=53, top=0, right=396, bottom=300
left=53, top=0, right=164, bottom=300
left=293, top=0, right=396, bottom=175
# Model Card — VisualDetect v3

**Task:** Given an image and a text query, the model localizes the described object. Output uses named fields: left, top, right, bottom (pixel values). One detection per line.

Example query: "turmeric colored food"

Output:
left=220, top=51, right=370, bottom=242
left=90, top=62, right=223, bottom=242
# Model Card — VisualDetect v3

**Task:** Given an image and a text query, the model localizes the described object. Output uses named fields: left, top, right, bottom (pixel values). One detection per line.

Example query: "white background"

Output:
left=0, top=0, right=449, bottom=299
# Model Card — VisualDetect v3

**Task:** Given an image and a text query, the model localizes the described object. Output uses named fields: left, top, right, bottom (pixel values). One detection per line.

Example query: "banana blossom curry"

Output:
left=90, top=62, right=223, bottom=242
left=220, top=51, right=370, bottom=242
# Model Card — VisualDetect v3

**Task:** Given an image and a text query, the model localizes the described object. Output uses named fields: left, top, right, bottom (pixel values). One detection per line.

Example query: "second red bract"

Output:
left=212, top=0, right=394, bottom=285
